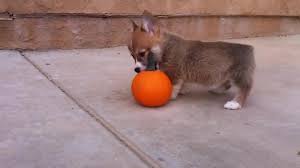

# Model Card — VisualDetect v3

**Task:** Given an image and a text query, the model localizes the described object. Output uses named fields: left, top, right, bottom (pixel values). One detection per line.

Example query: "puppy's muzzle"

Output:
left=133, top=51, right=158, bottom=73
left=134, top=67, right=141, bottom=73
left=134, top=62, right=146, bottom=73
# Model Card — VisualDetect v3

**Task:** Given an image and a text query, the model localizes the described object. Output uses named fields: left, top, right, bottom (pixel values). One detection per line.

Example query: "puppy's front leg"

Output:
left=171, top=79, right=184, bottom=100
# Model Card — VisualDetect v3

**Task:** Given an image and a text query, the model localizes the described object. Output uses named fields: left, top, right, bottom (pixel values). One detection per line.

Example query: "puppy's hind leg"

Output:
left=209, top=80, right=232, bottom=95
left=224, top=72, right=253, bottom=110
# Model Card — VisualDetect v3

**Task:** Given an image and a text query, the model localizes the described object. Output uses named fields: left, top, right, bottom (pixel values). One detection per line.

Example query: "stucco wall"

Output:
left=2, top=0, right=300, bottom=16
left=0, top=0, right=300, bottom=49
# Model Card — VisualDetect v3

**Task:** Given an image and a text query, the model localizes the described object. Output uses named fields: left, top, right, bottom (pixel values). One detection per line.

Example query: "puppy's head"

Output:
left=127, top=11, right=162, bottom=73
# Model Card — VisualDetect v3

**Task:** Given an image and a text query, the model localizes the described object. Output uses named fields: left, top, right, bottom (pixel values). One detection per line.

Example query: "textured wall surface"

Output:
left=1, top=0, right=300, bottom=16
left=1, top=17, right=300, bottom=50
left=0, top=0, right=300, bottom=49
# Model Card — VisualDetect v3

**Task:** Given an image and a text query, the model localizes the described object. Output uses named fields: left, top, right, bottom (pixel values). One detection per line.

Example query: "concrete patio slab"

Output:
left=0, top=51, right=148, bottom=168
left=25, top=35, right=300, bottom=168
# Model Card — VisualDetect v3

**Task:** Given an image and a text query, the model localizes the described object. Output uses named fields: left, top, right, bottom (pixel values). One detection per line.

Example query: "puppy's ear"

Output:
left=142, top=10, right=157, bottom=35
left=130, top=19, right=139, bottom=31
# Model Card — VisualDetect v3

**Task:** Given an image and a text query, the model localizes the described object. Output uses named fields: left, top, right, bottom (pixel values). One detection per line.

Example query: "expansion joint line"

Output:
left=19, top=50, right=162, bottom=168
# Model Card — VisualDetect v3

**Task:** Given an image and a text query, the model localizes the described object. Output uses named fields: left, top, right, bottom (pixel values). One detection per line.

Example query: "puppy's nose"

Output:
left=134, top=67, right=141, bottom=73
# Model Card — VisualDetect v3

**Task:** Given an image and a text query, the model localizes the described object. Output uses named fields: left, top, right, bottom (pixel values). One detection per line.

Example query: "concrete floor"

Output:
left=1, top=35, right=300, bottom=168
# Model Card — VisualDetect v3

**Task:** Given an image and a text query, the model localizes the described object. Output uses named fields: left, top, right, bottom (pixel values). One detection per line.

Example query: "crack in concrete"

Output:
left=19, top=50, right=162, bottom=168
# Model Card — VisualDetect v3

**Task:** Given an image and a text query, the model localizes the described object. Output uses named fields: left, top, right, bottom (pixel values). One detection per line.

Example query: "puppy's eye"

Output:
left=139, top=52, right=146, bottom=57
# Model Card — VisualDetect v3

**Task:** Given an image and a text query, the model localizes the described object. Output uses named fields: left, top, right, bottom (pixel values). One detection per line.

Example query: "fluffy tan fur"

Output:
left=128, top=11, right=255, bottom=110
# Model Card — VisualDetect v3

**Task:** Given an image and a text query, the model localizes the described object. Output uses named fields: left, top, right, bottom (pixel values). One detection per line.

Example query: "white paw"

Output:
left=224, top=101, right=241, bottom=110
left=171, top=80, right=184, bottom=100
left=171, top=92, right=178, bottom=100
left=179, top=88, right=188, bottom=95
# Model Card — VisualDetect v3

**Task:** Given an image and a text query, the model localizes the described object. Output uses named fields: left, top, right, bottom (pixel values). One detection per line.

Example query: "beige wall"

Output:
left=1, top=0, right=300, bottom=49
left=2, top=0, right=300, bottom=16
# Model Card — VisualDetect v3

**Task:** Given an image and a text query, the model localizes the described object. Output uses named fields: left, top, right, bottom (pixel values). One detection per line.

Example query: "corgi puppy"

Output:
left=127, top=11, right=255, bottom=110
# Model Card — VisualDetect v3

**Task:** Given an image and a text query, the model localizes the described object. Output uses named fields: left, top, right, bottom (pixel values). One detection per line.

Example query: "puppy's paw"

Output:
left=209, top=90, right=225, bottom=95
left=224, top=100, right=241, bottom=110
left=171, top=92, right=178, bottom=100
left=179, top=88, right=188, bottom=95
left=209, top=87, right=227, bottom=95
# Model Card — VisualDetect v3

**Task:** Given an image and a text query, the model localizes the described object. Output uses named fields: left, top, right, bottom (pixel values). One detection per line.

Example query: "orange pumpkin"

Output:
left=131, top=70, right=172, bottom=107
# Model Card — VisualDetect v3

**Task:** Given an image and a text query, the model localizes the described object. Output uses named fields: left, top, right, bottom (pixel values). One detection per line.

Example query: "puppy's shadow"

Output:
left=177, top=87, right=234, bottom=105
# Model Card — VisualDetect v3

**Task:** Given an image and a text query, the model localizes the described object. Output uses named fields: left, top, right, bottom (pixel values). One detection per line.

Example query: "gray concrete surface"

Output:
left=24, top=35, right=300, bottom=168
left=0, top=51, right=148, bottom=168
left=1, top=35, right=300, bottom=168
